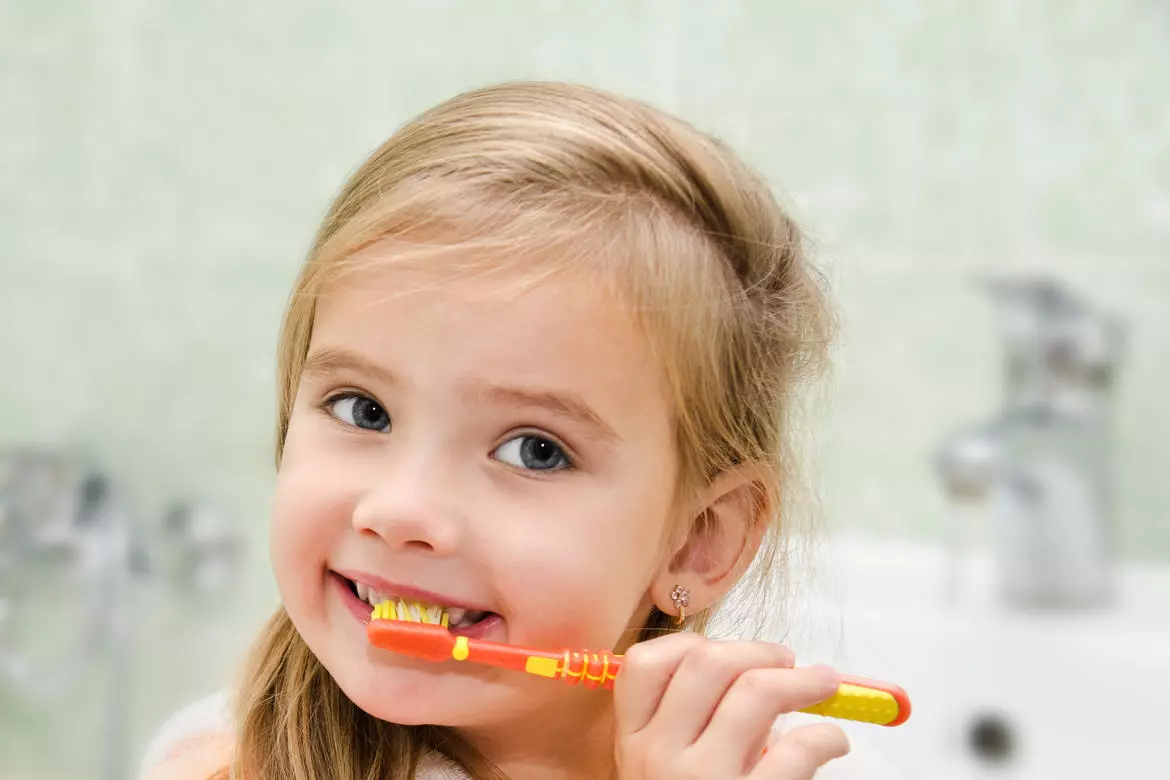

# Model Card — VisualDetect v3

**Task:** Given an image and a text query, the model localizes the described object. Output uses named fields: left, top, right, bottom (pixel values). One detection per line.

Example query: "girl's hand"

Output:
left=615, top=633, right=850, bottom=779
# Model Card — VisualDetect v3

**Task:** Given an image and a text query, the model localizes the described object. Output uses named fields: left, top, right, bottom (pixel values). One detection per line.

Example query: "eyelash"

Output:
left=318, top=391, right=578, bottom=469
left=321, top=391, right=390, bottom=431
left=497, top=429, right=577, bottom=471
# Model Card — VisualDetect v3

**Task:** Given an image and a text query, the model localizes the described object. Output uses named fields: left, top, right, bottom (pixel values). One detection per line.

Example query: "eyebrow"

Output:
left=301, top=348, right=403, bottom=388
left=475, top=384, right=621, bottom=445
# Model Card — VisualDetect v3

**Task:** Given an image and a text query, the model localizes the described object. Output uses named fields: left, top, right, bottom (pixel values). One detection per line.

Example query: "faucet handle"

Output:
left=936, top=427, right=1003, bottom=503
left=154, top=501, right=240, bottom=594
left=1046, top=311, right=1124, bottom=386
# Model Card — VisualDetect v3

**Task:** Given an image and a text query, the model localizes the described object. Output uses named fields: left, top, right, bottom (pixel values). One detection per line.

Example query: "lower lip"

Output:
left=328, top=571, right=504, bottom=640
left=331, top=572, right=378, bottom=624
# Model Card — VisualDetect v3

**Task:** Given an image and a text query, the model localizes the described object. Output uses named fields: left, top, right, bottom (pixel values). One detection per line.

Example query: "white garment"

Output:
left=140, top=694, right=903, bottom=779
left=139, top=692, right=233, bottom=777
left=137, top=692, right=468, bottom=780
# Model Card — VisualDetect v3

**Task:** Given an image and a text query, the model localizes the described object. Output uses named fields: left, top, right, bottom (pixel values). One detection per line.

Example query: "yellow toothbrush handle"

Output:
left=799, top=676, right=911, bottom=726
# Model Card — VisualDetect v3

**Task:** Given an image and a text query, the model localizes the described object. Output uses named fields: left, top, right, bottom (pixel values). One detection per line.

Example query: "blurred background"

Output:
left=1, top=1, right=1167, bottom=778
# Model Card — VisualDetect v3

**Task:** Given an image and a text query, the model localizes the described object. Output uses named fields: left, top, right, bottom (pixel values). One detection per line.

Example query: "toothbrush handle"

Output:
left=799, top=674, right=911, bottom=727
left=455, top=636, right=910, bottom=727
left=544, top=651, right=909, bottom=726
left=551, top=650, right=623, bottom=690
left=451, top=638, right=625, bottom=689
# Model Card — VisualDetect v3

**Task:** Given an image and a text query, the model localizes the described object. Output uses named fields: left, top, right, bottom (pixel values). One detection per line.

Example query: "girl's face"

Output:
left=270, top=253, right=681, bottom=729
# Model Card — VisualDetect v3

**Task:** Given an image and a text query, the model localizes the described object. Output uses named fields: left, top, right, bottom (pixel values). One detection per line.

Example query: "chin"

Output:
left=340, top=668, right=466, bottom=725
left=322, top=647, right=528, bottom=728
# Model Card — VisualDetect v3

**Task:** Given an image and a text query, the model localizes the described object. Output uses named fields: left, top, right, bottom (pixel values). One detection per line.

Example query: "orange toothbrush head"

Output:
left=367, top=619, right=455, bottom=662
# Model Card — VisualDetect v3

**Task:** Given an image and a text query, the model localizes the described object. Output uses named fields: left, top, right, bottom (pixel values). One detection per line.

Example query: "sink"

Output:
left=734, top=535, right=1170, bottom=779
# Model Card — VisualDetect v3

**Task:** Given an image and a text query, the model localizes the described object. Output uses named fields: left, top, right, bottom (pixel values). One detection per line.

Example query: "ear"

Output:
left=649, top=465, right=770, bottom=619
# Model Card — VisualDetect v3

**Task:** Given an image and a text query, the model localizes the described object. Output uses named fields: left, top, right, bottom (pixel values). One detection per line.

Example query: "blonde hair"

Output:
left=227, top=81, right=833, bottom=779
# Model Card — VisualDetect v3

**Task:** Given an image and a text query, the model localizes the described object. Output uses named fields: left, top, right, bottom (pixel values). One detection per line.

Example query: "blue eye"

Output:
left=327, top=394, right=390, bottom=432
left=493, top=435, right=571, bottom=471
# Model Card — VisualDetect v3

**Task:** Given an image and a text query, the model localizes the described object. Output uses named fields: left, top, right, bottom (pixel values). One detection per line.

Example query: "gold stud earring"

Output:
left=670, top=584, right=690, bottom=625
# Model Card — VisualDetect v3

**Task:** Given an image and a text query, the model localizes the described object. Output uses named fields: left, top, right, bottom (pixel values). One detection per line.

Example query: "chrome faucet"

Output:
left=935, top=276, right=1124, bottom=610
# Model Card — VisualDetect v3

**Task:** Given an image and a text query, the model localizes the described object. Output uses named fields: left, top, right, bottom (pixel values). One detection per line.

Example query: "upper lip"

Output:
left=333, top=569, right=493, bottom=613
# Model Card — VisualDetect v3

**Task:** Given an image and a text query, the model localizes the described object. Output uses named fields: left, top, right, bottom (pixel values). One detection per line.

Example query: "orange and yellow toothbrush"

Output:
left=367, top=601, right=911, bottom=728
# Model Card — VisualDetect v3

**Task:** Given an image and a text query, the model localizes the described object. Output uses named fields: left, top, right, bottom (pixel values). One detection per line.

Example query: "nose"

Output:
left=351, top=467, right=466, bottom=556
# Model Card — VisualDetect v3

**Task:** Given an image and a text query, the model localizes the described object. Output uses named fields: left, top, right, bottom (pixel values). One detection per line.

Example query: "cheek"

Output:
left=495, top=482, right=672, bottom=648
left=269, top=421, right=352, bottom=604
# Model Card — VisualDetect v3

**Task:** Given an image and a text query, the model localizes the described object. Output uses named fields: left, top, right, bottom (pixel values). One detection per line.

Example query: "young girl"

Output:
left=143, top=81, right=856, bottom=780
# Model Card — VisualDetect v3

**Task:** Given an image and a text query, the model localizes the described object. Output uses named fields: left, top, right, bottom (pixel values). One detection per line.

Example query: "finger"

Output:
left=645, top=640, right=796, bottom=748
left=613, top=632, right=705, bottom=735
left=748, top=723, right=850, bottom=780
left=694, top=665, right=841, bottom=773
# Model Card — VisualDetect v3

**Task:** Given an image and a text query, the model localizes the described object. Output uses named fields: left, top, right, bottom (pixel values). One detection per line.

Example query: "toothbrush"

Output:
left=367, top=603, right=911, bottom=727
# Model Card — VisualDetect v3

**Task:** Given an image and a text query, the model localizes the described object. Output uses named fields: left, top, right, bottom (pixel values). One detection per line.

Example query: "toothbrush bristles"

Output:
left=370, top=599, right=449, bottom=628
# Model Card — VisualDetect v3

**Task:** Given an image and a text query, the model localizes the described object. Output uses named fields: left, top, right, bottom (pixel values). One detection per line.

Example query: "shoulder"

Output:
left=137, top=692, right=233, bottom=780
left=134, top=695, right=470, bottom=780
left=417, top=752, right=473, bottom=779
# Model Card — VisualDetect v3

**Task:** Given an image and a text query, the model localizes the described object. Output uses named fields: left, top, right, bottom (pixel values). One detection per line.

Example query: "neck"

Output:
left=456, top=691, right=617, bottom=780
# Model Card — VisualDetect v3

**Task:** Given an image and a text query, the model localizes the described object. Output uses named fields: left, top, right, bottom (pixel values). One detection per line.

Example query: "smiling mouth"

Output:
left=341, top=575, right=496, bottom=631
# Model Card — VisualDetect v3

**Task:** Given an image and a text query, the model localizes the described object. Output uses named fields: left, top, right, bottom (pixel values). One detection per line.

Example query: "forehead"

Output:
left=309, top=251, right=672, bottom=419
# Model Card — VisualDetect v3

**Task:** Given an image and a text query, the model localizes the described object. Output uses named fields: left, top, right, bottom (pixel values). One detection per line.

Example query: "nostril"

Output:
left=357, top=528, right=436, bottom=551
left=351, top=508, right=459, bottom=555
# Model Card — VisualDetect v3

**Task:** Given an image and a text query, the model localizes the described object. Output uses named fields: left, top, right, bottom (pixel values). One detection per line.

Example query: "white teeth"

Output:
left=352, top=580, right=485, bottom=626
left=353, top=583, right=387, bottom=607
left=449, top=609, right=487, bottom=628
